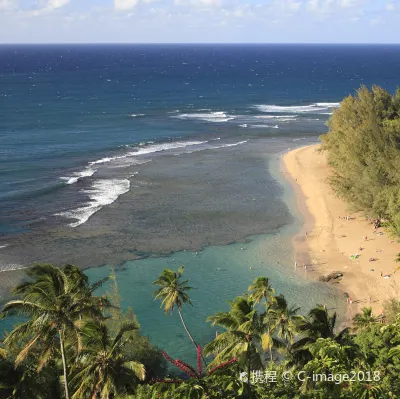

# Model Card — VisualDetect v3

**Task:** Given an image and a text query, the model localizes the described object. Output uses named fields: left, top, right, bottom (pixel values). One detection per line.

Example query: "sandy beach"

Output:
left=283, top=144, right=400, bottom=321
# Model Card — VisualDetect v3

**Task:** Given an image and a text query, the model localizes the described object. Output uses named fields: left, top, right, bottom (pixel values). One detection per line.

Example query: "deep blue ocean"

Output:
left=0, top=44, right=399, bottom=362
left=1, top=44, right=399, bottom=237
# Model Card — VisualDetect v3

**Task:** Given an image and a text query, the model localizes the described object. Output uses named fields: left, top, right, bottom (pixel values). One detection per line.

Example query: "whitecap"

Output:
left=315, top=102, right=340, bottom=107
left=174, top=111, right=235, bottom=123
left=130, top=141, right=207, bottom=156
left=89, top=140, right=207, bottom=166
left=254, top=102, right=340, bottom=114
left=213, top=140, right=249, bottom=148
left=0, top=263, right=28, bottom=273
left=255, top=115, right=298, bottom=119
left=255, top=104, right=326, bottom=113
left=56, top=179, right=131, bottom=228
left=249, top=124, right=279, bottom=129
left=61, top=168, right=97, bottom=185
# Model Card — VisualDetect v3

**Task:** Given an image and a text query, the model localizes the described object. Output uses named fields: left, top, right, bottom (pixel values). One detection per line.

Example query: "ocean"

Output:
left=1, top=44, right=399, bottom=361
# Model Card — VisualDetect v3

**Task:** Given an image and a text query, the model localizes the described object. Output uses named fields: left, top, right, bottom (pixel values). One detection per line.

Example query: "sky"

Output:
left=0, top=0, right=399, bottom=43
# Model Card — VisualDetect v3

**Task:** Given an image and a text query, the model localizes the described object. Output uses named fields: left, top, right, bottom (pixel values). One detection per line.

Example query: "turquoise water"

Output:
left=85, top=156, right=344, bottom=364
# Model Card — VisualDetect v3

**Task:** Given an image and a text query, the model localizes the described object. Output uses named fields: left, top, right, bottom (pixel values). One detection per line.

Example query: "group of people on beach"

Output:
left=294, top=261, right=308, bottom=271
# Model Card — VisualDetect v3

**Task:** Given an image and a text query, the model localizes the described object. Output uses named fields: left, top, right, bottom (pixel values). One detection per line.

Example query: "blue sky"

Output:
left=0, top=0, right=399, bottom=43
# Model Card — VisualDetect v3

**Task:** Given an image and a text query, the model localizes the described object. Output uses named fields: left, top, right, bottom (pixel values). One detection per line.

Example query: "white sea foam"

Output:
left=90, top=156, right=127, bottom=166
left=239, top=124, right=248, bottom=128
left=130, top=114, right=145, bottom=117
left=89, top=141, right=207, bottom=166
left=131, top=141, right=207, bottom=156
left=0, top=245, right=9, bottom=250
left=254, top=102, right=340, bottom=114
left=174, top=111, right=235, bottom=123
left=213, top=140, right=249, bottom=148
left=61, top=168, right=97, bottom=185
left=57, top=179, right=131, bottom=227
left=255, top=115, right=298, bottom=119
left=0, top=263, right=28, bottom=272
left=250, top=124, right=279, bottom=129
left=315, top=102, right=340, bottom=107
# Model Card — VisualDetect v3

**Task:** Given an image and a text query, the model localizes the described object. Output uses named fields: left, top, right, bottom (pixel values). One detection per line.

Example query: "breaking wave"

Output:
left=56, top=178, right=131, bottom=228
left=174, top=111, right=235, bottom=123
left=254, top=102, right=339, bottom=114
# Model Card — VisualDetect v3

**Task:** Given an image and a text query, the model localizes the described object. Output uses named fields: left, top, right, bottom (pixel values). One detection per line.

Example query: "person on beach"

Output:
left=349, top=298, right=353, bottom=305
left=295, top=261, right=298, bottom=269
left=305, top=232, right=308, bottom=238
left=304, top=264, right=307, bottom=271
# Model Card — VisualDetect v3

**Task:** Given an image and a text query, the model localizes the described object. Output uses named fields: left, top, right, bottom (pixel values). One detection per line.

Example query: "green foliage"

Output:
left=204, top=296, right=264, bottom=372
left=320, top=85, right=400, bottom=235
left=70, top=320, right=145, bottom=399
left=353, top=308, right=378, bottom=331
left=382, top=298, right=400, bottom=323
left=106, top=269, right=168, bottom=379
left=0, top=267, right=399, bottom=399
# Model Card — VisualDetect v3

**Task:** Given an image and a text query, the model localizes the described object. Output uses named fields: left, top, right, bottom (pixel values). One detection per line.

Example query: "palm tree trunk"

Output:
left=268, top=327, right=273, bottom=362
left=59, top=329, right=70, bottom=399
left=177, top=308, right=208, bottom=368
left=264, top=296, right=273, bottom=362
left=247, top=345, right=252, bottom=395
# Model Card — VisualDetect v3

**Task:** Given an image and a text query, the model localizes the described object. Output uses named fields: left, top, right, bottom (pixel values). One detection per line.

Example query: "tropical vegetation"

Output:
left=0, top=263, right=399, bottom=399
left=320, top=85, right=400, bottom=237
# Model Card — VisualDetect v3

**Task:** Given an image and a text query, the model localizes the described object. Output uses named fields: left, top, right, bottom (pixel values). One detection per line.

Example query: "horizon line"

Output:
left=1, top=42, right=400, bottom=46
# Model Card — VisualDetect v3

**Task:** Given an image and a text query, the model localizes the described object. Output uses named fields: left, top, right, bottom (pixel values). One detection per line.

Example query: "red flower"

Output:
left=197, top=346, right=203, bottom=377
left=208, top=358, right=238, bottom=376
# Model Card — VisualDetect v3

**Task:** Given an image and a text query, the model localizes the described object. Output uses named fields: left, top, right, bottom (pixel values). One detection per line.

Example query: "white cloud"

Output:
left=386, top=3, right=395, bottom=10
left=47, top=0, right=70, bottom=9
left=30, top=0, right=70, bottom=15
left=114, top=0, right=139, bottom=10
left=174, top=0, right=222, bottom=7
left=263, top=0, right=302, bottom=18
left=307, top=0, right=366, bottom=14
left=0, top=0, right=18, bottom=11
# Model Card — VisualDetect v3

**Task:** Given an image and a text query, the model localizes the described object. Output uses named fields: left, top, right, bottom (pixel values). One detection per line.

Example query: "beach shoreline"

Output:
left=282, top=144, right=400, bottom=323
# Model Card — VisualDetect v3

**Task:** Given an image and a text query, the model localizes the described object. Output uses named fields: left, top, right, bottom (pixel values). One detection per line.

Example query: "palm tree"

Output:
left=71, top=320, right=145, bottom=399
left=248, top=277, right=275, bottom=361
left=297, top=305, right=342, bottom=340
left=248, top=277, right=275, bottom=305
left=204, top=296, right=264, bottom=383
left=290, top=304, right=350, bottom=368
left=153, top=266, right=206, bottom=364
left=268, top=295, right=301, bottom=346
left=353, top=307, right=378, bottom=330
left=1, top=263, right=110, bottom=399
